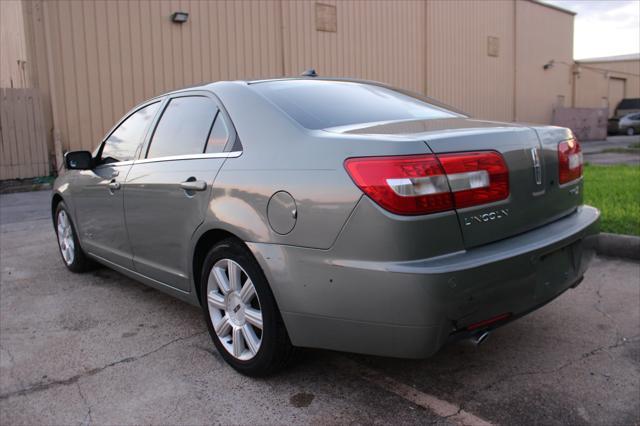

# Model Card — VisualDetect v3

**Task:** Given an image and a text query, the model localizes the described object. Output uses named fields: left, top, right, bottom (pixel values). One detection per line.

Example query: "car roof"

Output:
left=153, top=77, right=468, bottom=117
left=245, top=77, right=382, bottom=85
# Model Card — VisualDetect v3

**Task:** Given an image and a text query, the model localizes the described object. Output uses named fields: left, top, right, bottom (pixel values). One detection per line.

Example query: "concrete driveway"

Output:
left=1, top=190, right=639, bottom=425
left=582, top=135, right=640, bottom=166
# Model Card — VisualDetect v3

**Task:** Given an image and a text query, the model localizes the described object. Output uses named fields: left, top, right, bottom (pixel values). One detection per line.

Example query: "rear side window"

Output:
left=101, top=102, right=160, bottom=163
left=251, top=80, right=460, bottom=130
left=147, top=96, right=217, bottom=158
left=205, top=112, right=230, bottom=153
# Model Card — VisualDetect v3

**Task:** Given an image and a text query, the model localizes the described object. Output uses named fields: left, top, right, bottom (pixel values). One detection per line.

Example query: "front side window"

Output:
left=101, top=102, right=160, bottom=163
left=251, top=80, right=461, bottom=130
left=147, top=96, right=218, bottom=158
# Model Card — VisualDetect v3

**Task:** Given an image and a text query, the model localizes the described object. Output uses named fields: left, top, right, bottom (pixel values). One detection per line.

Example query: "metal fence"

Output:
left=0, top=88, right=50, bottom=180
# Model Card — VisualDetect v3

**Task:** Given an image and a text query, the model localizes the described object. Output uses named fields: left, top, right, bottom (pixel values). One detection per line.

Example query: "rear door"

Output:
left=124, top=92, right=236, bottom=291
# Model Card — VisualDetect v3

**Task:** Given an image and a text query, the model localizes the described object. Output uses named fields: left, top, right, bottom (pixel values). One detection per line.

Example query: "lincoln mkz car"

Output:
left=53, top=78, right=600, bottom=376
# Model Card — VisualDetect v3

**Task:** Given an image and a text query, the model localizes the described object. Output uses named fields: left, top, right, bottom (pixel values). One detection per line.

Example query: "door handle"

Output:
left=108, top=181, right=121, bottom=191
left=180, top=179, right=207, bottom=192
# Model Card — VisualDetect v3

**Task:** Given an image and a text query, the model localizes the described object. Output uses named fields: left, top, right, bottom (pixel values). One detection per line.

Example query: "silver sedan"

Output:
left=619, top=112, right=640, bottom=136
left=53, top=78, right=599, bottom=376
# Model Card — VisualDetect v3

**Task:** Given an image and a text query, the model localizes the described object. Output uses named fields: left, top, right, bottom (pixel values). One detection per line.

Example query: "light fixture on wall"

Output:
left=543, top=60, right=555, bottom=70
left=171, top=11, right=189, bottom=24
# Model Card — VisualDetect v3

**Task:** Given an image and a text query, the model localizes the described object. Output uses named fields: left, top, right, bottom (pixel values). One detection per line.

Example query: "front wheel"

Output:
left=54, top=202, right=92, bottom=272
left=201, top=238, right=294, bottom=376
left=627, top=127, right=636, bottom=136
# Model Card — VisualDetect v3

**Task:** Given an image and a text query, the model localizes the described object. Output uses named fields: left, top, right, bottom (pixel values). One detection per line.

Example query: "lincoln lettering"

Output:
left=464, top=209, right=510, bottom=226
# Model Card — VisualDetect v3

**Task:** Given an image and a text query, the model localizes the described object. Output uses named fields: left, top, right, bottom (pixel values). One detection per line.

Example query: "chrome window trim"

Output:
left=133, top=151, right=242, bottom=165
left=94, top=160, right=136, bottom=170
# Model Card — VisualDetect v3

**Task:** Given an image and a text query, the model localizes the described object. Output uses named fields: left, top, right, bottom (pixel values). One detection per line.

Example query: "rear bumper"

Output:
left=249, top=205, right=600, bottom=358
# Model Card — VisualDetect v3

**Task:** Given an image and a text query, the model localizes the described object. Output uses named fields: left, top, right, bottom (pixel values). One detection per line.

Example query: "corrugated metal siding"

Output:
left=27, top=0, right=427, bottom=153
left=425, top=0, right=516, bottom=122
left=0, top=0, right=29, bottom=88
left=28, top=0, right=284, bottom=152
left=281, top=0, right=425, bottom=93
left=20, top=0, right=576, bottom=158
left=515, top=0, right=574, bottom=124
left=574, top=60, right=640, bottom=112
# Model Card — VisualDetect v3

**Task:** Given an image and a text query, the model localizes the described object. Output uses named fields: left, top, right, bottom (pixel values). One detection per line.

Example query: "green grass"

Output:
left=583, top=164, right=640, bottom=236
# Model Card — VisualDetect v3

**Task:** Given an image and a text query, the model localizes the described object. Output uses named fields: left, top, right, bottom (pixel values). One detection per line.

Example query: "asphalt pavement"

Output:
left=1, top=190, right=639, bottom=425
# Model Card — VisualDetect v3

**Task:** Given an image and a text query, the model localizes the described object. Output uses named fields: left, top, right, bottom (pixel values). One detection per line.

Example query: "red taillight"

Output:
left=344, top=151, right=509, bottom=215
left=558, top=138, right=583, bottom=185
left=437, top=151, right=509, bottom=209
left=344, top=154, right=454, bottom=215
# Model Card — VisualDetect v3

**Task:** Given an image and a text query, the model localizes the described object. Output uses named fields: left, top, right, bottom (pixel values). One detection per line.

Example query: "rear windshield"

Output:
left=251, top=80, right=461, bottom=130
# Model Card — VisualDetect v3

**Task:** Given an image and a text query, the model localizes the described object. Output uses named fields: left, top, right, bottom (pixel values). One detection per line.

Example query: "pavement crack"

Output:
left=464, top=336, right=639, bottom=397
left=0, top=344, right=16, bottom=366
left=76, top=382, right=92, bottom=426
left=0, top=330, right=207, bottom=401
left=593, top=283, right=625, bottom=347
left=433, top=405, right=463, bottom=425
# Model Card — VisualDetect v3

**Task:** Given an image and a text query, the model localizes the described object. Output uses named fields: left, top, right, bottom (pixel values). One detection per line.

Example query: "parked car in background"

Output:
left=609, top=98, right=640, bottom=135
left=618, top=112, right=640, bottom=136
left=52, top=78, right=600, bottom=376
left=615, top=98, right=640, bottom=119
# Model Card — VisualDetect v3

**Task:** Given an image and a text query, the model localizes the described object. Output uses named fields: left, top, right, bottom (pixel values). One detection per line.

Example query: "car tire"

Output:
left=201, top=238, right=294, bottom=376
left=627, top=127, right=635, bottom=136
left=54, top=201, right=93, bottom=273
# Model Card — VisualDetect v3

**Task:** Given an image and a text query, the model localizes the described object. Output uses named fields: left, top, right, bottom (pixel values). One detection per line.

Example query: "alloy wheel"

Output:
left=207, top=258, right=263, bottom=360
left=56, top=210, right=75, bottom=265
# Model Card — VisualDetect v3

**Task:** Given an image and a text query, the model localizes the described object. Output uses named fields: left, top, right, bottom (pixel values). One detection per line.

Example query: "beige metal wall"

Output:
left=574, top=59, right=640, bottom=116
left=282, top=1, right=425, bottom=94
left=515, top=0, right=574, bottom=124
left=16, top=0, right=575, bottom=166
left=0, top=0, right=30, bottom=88
left=24, top=0, right=285, bottom=154
left=22, top=0, right=429, bottom=154
left=425, top=0, right=516, bottom=122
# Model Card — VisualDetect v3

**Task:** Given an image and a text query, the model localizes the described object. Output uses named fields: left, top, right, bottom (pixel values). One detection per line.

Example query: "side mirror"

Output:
left=64, top=151, right=93, bottom=170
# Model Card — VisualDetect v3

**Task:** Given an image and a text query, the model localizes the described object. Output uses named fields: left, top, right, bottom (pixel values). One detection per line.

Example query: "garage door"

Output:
left=609, top=77, right=626, bottom=118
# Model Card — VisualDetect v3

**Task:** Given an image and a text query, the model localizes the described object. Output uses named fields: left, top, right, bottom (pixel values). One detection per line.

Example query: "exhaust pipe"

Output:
left=471, top=330, right=490, bottom=346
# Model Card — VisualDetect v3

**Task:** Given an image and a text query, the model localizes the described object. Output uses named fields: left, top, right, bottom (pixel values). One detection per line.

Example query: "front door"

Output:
left=73, top=101, right=161, bottom=267
left=124, top=94, right=235, bottom=291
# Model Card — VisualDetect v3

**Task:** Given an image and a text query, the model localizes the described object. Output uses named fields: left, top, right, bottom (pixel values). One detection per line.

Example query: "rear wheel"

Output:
left=627, top=127, right=635, bottom=136
left=201, top=238, right=293, bottom=376
left=54, top=202, right=92, bottom=272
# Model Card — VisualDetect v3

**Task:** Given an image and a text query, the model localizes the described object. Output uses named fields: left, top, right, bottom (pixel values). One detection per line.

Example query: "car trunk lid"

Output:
left=425, top=122, right=581, bottom=248
left=340, top=118, right=582, bottom=248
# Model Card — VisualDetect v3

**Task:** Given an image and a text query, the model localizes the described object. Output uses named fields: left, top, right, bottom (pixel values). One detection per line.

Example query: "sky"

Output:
left=541, top=0, right=640, bottom=60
